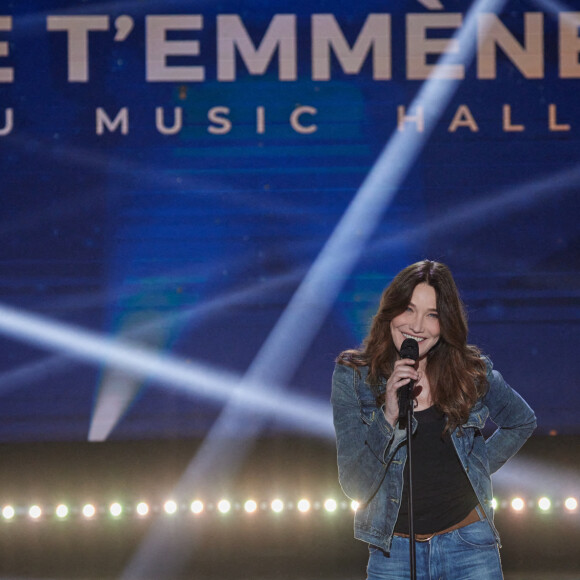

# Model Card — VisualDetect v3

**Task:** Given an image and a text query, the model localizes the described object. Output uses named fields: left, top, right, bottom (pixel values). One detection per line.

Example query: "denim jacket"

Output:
left=330, top=357, right=537, bottom=553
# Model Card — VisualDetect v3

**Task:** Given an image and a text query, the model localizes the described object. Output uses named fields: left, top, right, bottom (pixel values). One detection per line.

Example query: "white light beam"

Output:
left=0, top=303, right=332, bottom=435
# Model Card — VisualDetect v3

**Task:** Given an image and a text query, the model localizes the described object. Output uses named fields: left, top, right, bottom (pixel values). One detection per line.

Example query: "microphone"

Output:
left=398, top=338, right=419, bottom=421
left=400, top=337, right=419, bottom=363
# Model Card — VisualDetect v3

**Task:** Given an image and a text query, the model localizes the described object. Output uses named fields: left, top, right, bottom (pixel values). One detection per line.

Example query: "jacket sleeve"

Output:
left=482, top=358, right=537, bottom=474
left=330, top=362, right=409, bottom=504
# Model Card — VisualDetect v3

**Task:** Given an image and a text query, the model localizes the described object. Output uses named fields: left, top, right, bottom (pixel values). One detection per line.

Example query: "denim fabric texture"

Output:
left=330, top=357, right=537, bottom=555
left=367, top=519, right=504, bottom=579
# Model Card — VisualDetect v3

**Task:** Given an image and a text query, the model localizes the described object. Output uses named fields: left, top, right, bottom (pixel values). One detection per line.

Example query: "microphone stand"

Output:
left=399, top=381, right=416, bottom=580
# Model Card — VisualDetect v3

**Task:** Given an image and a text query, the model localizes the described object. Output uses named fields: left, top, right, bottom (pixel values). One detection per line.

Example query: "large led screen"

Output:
left=0, top=0, right=578, bottom=441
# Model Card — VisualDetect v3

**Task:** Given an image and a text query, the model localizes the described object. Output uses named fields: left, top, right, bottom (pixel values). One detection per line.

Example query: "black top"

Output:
left=394, top=405, right=479, bottom=535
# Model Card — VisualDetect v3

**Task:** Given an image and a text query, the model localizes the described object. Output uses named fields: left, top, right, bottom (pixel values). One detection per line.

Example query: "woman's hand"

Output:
left=383, top=358, right=421, bottom=426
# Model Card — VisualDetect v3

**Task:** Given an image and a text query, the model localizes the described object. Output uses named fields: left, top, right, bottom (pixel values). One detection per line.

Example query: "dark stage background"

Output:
left=0, top=0, right=579, bottom=578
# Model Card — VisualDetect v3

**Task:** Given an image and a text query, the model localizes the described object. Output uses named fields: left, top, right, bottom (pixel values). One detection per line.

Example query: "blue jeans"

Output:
left=367, top=521, right=503, bottom=580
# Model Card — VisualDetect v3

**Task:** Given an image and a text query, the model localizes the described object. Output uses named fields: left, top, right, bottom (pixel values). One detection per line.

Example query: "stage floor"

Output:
left=0, top=435, right=577, bottom=579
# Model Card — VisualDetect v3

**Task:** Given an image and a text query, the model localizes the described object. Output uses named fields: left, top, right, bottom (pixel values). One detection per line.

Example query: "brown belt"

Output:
left=394, top=505, right=483, bottom=542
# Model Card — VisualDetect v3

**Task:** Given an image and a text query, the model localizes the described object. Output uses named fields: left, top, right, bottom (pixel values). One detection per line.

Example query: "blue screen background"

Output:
left=0, top=0, right=578, bottom=441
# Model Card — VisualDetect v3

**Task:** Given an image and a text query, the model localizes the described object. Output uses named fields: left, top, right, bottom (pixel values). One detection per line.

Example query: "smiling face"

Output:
left=390, top=283, right=441, bottom=360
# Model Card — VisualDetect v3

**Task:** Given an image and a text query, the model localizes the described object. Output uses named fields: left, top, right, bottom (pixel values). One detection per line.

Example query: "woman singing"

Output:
left=331, top=260, right=536, bottom=579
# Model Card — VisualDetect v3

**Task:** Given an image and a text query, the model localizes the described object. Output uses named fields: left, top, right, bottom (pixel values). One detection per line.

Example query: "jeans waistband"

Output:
left=393, top=504, right=484, bottom=542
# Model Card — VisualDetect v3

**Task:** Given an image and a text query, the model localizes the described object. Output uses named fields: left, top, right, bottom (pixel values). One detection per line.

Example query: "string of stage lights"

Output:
left=1, top=495, right=577, bottom=522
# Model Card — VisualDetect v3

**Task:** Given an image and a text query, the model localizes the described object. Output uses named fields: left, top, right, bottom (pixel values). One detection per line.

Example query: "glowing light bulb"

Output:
left=538, top=497, right=551, bottom=511
left=271, top=499, right=284, bottom=513
left=29, top=505, right=42, bottom=519
left=164, top=500, right=178, bottom=515
left=217, top=499, right=231, bottom=514
left=109, top=503, right=123, bottom=517
left=2, top=505, right=15, bottom=520
left=511, top=497, right=525, bottom=512
left=244, top=500, right=257, bottom=513
left=297, top=499, right=311, bottom=513
left=190, top=500, right=204, bottom=514
left=55, top=504, right=69, bottom=518
left=82, top=504, right=96, bottom=518
left=136, top=502, right=149, bottom=516
left=324, top=499, right=337, bottom=512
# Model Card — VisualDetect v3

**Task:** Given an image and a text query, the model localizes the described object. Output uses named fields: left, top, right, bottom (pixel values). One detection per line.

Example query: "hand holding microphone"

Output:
left=397, top=338, right=420, bottom=421
left=384, top=338, right=420, bottom=426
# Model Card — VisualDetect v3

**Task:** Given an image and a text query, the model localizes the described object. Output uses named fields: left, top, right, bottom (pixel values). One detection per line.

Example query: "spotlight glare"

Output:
left=351, top=500, right=360, bottom=512
left=55, top=504, right=69, bottom=518
left=538, top=497, right=551, bottom=511
left=190, top=500, right=204, bottom=514
left=511, top=497, right=525, bottom=512
left=491, top=498, right=498, bottom=510
left=2, top=505, right=15, bottom=520
left=164, top=500, right=178, bottom=515
left=244, top=500, right=257, bottom=513
left=109, top=502, right=123, bottom=517
left=564, top=497, right=578, bottom=512
left=82, top=504, right=96, bottom=518
left=217, top=499, right=231, bottom=514
left=29, top=505, right=42, bottom=519
left=271, top=499, right=284, bottom=513
left=136, top=502, right=149, bottom=516
left=324, top=498, right=337, bottom=513
left=297, top=499, right=311, bottom=513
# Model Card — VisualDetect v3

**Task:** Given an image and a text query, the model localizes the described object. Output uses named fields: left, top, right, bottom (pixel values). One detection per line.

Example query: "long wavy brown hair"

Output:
left=337, top=260, right=487, bottom=431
